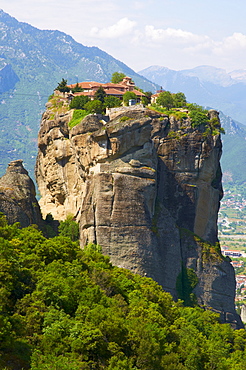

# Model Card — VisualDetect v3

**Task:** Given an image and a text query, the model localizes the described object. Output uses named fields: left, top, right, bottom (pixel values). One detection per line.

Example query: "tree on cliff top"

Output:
left=56, top=78, right=70, bottom=93
left=69, top=95, right=90, bottom=110
left=95, top=86, right=107, bottom=103
left=111, top=72, right=126, bottom=83
left=123, top=91, right=137, bottom=106
left=84, top=99, right=103, bottom=114
left=156, top=91, right=175, bottom=110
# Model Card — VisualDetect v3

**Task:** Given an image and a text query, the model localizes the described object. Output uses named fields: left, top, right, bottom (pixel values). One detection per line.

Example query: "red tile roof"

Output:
left=66, top=78, right=146, bottom=99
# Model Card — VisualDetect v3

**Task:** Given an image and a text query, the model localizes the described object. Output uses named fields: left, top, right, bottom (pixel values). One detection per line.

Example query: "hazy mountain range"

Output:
left=139, top=65, right=246, bottom=125
left=0, top=9, right=245, bottom=185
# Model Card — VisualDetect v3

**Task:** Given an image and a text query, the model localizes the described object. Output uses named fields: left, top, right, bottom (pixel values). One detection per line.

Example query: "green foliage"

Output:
left=209, top=117, right=225, bottom=135
left=111, top=72, right=126, bottom=83
left=156, top=91, right=187, bottom=110
left=58, top=215, right=79, bottom=242
left=69, top=95, right=90, bottom=110
left=188, top=110, right=208, bottom=127
left=69, top=109, right=89, bottom=128
left=173, top=92, right=187, bottom=107
left=143, top=91, right=152, bottom=103
left=84, top=100, right=104, bottom=114
left=168, top=130, right=181, bottom=140
left=176, top=266, right=198, bottom=306
left=156, top=91, right=174, bottom=110
left=119, top=116, right=131, bottom=122
left=0, top=213, right=246, bottom=370
left=71, top=83, right=84, bottom=93
left=94, top=86, right=107, bottom=103
left=123, top=91, right=137, bottom=106
left=56, top=78, right=70, bottom=93
left=104, top=96, right=121, bottom=108
left=141, top=95, right=150, bottom=106
left=186, top=103, right=207, bottom=113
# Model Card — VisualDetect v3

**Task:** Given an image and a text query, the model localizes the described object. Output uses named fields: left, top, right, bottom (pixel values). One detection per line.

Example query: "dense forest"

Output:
left=0, top=213, right=246, bottom=370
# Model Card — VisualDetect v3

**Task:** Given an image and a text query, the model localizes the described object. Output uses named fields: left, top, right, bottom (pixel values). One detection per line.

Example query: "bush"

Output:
left=104, top=96, right=121, bottom=108
left=84, top=100, right=104, bottom=114
left=189, top=110, right=208, bottom=127
left=69, top=95, right=90, bottom=110
left=71, top=83, right=83, bottom=93
left=123, top=91, right=137, bottom=106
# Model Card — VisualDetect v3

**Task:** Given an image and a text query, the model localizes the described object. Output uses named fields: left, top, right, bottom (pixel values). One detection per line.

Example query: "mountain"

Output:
left=219, top=112, right=246, bottom=184
left=139, top=65, right=246, bottom=125
left=0, top=10, right=157, bottom=178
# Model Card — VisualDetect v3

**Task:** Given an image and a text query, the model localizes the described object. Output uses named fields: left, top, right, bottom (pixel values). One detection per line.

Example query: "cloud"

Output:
left=145, top=25, right=209, bottom=45
left=90, top=17, right=136, bottom=39
left=121, top=24, right=246, bottom=71
left=221, top=32, right=246, bottom=50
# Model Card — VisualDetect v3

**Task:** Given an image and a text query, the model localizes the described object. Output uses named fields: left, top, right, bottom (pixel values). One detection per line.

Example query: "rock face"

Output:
left=0, top=160, right=42, bottom=227
left=36, top=106, right=243, bottom=328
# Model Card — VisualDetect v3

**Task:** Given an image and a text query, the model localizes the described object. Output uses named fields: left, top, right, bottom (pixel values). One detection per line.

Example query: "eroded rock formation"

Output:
left=0, top=159, right=42, bottom=227
left=36, top=105, right=243, bottom=328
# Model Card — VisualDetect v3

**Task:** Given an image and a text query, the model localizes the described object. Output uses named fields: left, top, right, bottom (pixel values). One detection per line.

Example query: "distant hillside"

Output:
left=219, top=112, right=246, bottom=185
left=0, top=10, right=157, bottom=178
left=139, top=65, right=246, bottom=125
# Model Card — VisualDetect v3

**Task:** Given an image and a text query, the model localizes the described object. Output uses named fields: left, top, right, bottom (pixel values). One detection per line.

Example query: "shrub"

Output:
left=119, top=116, right=131, bottom=122
left=69, top=95, right=90, bottom=110
left=84, top=100, right=104, bottom=114
left=104, top=96, right=121, bottom=108
left=188, top=110, right=208, bottom=127
left=123, top=91, right=137, bottom=106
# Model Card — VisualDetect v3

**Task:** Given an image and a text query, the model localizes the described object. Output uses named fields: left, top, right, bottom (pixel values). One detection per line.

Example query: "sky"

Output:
left=1, top=0, right=246, bottom=73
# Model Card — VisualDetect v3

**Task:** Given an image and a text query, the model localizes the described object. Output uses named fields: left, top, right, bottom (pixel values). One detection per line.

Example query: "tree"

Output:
left=143, top=91, right=152, bottom=105
left=84, top=100, right=104, bottom=114
left=69, top=95, right=90, bottom=110
left=156, top=91, right=174, bottom=110
left=141, top=96, right=150, bottom=106
left=71, top=83, right=83, bottom=93
left=111, top=72, right=126, bottom=84
left=173, top=92, right=187, bottom=107
left=104, top=96, right=121, bottom=108
left=123, top=91, right=137, bottom=106
left=58, top=215, right=79, bottom=242
left=94, top=86, right=106, bottom=103
left=56, top=78, right=70, bottom=93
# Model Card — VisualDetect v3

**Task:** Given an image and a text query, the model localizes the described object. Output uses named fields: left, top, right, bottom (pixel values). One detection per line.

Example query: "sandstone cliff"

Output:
left=0, top=160, right=42, bottom=227
left=36, top=105, right=243, bottom=328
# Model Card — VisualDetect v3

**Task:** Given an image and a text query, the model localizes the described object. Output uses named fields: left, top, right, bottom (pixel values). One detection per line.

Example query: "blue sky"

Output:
left=1, top=0, right=246, bottom=72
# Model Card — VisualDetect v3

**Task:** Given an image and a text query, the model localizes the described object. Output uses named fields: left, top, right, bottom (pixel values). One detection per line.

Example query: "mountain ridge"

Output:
left=139, top=64, right=246, bottom=124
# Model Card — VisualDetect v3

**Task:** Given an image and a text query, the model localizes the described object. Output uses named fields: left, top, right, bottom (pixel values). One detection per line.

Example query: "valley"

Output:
left=218, top=184, right=246, bottom=308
